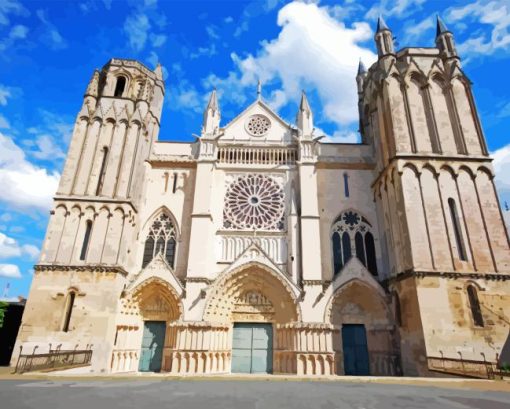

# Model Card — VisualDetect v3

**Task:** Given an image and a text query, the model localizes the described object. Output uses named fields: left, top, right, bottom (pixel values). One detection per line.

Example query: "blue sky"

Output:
left=1, top=0, right=509, bottom=298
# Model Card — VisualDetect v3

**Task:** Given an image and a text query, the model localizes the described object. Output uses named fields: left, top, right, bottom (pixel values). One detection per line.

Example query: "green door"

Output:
left=342, top=324, right=370, bottom=376
left=139, top=321, right=166, bottom=372
left=232, top=323, right=273, bottom=373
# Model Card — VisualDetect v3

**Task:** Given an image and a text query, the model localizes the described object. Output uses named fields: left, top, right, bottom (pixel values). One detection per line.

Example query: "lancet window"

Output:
left=142, top=212, right=177, bottom=268
left=331, top=210, right=377, bottom=276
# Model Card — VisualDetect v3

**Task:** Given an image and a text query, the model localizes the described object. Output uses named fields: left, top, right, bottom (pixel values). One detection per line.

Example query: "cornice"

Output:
left=34, top=264, right=129, bottom=276
left=384, top=270, right=510, bottom=285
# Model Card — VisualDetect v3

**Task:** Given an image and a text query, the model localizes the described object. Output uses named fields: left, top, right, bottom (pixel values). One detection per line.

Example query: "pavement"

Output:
left=0, top=376, right=509, bottom=409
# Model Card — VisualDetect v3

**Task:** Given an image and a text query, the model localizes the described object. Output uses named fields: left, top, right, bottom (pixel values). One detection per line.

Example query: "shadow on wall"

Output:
left=499, top=329, right=510, bottom=368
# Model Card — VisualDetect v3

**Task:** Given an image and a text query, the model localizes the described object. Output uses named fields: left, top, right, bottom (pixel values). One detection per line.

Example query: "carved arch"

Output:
left=203, top=261, right=302, bottom=323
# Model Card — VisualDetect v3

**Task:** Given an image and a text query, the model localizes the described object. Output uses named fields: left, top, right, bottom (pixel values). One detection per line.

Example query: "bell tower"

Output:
left=58, top=59, right=165, bottom=204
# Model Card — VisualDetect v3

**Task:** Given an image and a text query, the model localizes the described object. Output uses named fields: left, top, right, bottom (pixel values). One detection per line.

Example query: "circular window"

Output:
left=246, top=115, right=271, bottom=136
left=223, top=174, right=284, bottom=230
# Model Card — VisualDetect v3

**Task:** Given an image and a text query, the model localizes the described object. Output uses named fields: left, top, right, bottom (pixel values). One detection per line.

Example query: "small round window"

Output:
left=246, top=115, right=271, bottom=136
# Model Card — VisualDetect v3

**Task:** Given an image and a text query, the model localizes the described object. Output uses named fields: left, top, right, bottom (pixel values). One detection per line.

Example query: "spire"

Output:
left=257, top=80, right=262, bottom=100
left=376, top=15, right=389, bottom=33
left=299, top=91, right=311, bottom=113
left=435, top=15, right=458, bottom=60
left=206, top=88, right=219, bottom=112
left=296, top=91, right=313, bottom=137
left=202, top=88, right=220, bottom=135
left=357, top=59, right=367, bottom=76
left=374, top=15, right=394, bottom=57
left=436, top=15, right=449, bottom=37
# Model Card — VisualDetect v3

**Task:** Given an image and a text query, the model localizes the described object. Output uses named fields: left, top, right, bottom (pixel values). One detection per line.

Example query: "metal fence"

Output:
left=427, top=356, right=510, bottom=379
left=15, top=349, right=93, bottom=374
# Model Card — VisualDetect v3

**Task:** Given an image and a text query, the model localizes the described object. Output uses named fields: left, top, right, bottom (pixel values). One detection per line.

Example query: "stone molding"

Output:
left=34, top=264, right=128, bottom=276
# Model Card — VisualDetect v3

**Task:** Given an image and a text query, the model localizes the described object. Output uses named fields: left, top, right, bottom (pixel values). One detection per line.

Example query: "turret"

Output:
left=435, top=15, right=458, bottom=60
left=202, top=89, right=220, bottom=136
left=296, top=91, right=313, bottom=137
left=374, top=16, right=394, bottom=58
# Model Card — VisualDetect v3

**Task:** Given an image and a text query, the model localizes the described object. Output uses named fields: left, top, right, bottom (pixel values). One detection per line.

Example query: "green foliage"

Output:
left=501, top=362, right=510, bottom=372
left=0, top=301, right=7, bottom=329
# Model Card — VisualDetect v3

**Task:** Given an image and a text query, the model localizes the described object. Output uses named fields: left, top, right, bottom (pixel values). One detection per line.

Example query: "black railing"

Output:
left=15, top=348, right=92, bottom=374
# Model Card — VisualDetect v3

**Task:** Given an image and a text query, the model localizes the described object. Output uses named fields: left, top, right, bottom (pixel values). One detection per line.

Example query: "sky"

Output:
left=0, top=0, right=510, bottom=299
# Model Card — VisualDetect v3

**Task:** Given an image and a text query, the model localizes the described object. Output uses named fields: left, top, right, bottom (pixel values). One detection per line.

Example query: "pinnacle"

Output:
left=357, top=59, right=367, bottom=76
left=436, top=15, right=450, bottom=37
left=376, top=15, right=390, bottom=33
left=299, top=91, right=311, bottom=112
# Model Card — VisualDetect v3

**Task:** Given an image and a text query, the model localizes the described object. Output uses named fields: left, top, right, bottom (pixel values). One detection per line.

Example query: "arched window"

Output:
left=355, top=232, right=365, bottom=265
left=365, top=232, right=378, bottom=275
left=448, top=198, right=467, bottom=261
left=467, top=285, right=484, bottom=327
left=331, top=211, right=377, bottom=276
left=142, top=212, right=177, bottom=268
left=343, top=173, right=349, bottom=198
left=62, top=291, right=76, bottom=332
left=342, top=232, right=351, bottom=265
left=79, top=220, right=93, bottom=261
left=332, top=232, right=342, bottom=275
left=114, top=76, right=126, bottom=97
left=96, top=147, right=109, bottom=195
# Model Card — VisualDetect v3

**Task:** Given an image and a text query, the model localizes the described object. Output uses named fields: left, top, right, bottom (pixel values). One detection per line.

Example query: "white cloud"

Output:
left=366, top=0, right=425, bottom=19
left=446, top=1, right=510, bottom=58
left=0, top=132, right=60, bottom=212
left=22, top=244, right=40, bottom=260
left=0, top=230, right=38, bottom=261
left=124, top=12, right=150, bottom=52
left=492, top=143, right=510, bottom=203
left=0, top=232, right=22, bottom=258
left=0, top=114, right=10, bottom=129
left=36, top=9, right=67, bottom=50
left=150, top=33, right=166, bottom=47
left=29, top=134, right=66, bottom=160
left=0, top=0, right=28, bottom=26
left=208, top=2, right=377, bottom=128
left=0, top=264, right=21, bottom=278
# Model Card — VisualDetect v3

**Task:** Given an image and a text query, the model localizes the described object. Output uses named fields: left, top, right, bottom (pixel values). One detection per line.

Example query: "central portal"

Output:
left=231, top=323, right=273, bottom=373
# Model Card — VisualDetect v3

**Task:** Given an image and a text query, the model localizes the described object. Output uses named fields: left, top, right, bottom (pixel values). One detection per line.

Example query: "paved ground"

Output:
left=0, top=378, right=509, bottom=409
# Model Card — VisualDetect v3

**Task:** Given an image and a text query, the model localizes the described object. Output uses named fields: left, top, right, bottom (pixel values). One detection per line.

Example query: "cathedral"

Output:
left=12, top=17, right=510, bottom=377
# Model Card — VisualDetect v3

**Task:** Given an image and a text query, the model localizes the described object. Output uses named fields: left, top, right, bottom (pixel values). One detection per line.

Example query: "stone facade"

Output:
left=12, top=18, right=510, bottom=377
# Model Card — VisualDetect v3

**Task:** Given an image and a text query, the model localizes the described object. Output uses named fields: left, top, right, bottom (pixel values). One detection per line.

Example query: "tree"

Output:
left=0, top=301, right=8, bottom=329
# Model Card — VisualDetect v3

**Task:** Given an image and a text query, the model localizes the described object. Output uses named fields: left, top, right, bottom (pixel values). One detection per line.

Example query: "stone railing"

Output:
left=275, top=323, right=338, bottom=375
left=217, top=146, right=297, bottom=166
left=110, top=349, right=139, bottom=373
left=162, top=321, right=231, bottom=374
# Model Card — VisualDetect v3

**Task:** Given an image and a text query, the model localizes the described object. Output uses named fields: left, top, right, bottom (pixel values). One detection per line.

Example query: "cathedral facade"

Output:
left=12, top=18, right=510, bottom=377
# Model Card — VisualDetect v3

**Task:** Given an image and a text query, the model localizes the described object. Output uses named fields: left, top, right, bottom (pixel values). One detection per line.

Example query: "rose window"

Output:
left=246, top=115, right=271, bottom=136
left=223, top=174, right=284, bottom=230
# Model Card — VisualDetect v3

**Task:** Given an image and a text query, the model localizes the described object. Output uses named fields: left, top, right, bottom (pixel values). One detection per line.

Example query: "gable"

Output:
left=220, top=99, right=295, bottom=144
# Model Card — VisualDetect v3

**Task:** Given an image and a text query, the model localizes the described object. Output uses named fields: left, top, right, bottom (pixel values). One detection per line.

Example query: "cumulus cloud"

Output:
left=0, top=264, right=21, bottom=278
left=0, top=132, right=60, bottom=212
left=0, top=232, right=39, bottom=260
left=492, top=143, right=510, bottom=203
left=207, top=2, right=376, bottom=129
left=446, top=0, right=510, bottom=59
